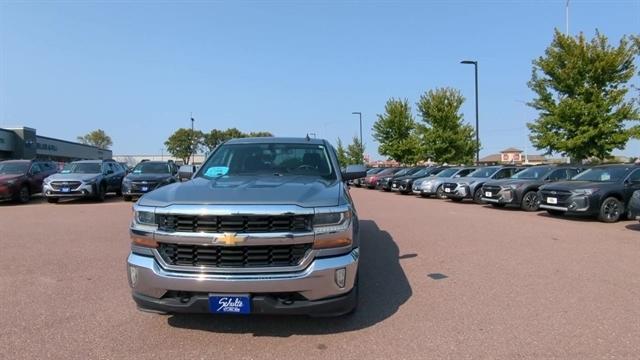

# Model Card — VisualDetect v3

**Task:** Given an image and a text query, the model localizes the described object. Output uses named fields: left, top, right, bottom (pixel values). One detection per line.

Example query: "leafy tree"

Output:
left=527, top=30, right=640, bottom=161
left=203, top=128, right=273, bottom=152
left=416, top=87, right=478, bottom=164
left=247, top=131, right=273, bottom=137
left=77, top=129, right=113, bottom=149
left=372, top=98, right=421, bottom=164
left=165, top=128, right=203, bottom=164
left=336, top=138, right=349, bottom=166
left=346, top=136, right=365, bottom=164
left=202, top=129, right=227, bottom=152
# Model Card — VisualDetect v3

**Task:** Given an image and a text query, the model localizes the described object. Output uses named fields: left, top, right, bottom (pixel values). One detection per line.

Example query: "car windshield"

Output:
left=437, top=168, right=460, bottom=178
left=394, top=168, right=411, bottom=176
left=468, top=167, right=500, bottom=178
left=132, top=162, right=170, bottom=174
left=0, top=162, right=29, bottom=175
left=411, top=169, right=430, bottom=177
left=572, top=167, right=631, bottom=182
left=198, top=143, right=335, bottom=179
left=61, top=163, right=101, bottom=174
left=511, top=166, right=553, bottom=180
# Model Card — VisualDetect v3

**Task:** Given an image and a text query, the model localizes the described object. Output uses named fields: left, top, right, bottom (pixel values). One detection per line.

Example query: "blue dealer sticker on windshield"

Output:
left=205, top=166, right=229, bottom=177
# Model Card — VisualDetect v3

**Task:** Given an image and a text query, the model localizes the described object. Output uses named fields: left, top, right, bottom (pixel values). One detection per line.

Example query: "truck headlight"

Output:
left=313, top=210, right=351, bottom=233
left=135, top=211, right=156, bottom=225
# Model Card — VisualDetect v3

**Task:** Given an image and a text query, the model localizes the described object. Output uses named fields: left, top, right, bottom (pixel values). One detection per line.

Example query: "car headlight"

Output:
left=135, top=211, right=156, bottom=225
left=507, top=184, right=523, bottom=190
left=83, top=177, right=99, bottom=185
left=313, top=209, right=352, bottom=234
left=572, top=188, right=598, bottom=196
left=43, top=177, right=52, bottom=185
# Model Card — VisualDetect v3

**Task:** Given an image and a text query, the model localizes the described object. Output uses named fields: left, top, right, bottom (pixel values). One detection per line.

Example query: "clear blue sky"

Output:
left=1, top=0, right=639, bottom=159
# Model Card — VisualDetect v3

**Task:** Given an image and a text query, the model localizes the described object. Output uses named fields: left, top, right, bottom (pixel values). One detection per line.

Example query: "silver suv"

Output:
left=43, top=159, right=125, bottom=203
left=126, top=137, right=366, bottom=316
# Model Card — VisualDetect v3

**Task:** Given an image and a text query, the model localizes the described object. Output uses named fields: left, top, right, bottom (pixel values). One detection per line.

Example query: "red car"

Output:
left=364, top=167, right=401, bottom=189
left=0, top=160, right=58, bottom=203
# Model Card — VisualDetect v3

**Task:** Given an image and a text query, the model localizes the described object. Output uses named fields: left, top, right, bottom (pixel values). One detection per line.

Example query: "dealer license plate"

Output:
left=61, top=188, right=70, bottom=193
left=208, top=294, right=251, bottom=314
left=485, top=191, right=492, bottom=197
left=547, top=197, right=558, bottom=204
left=444, top=188, right=451, bottom=193
left=141, top=186, right=148, bottom=192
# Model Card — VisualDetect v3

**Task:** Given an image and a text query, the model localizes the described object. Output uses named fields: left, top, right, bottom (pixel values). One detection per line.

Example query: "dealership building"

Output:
left=0, top=126, right=112, bottom=162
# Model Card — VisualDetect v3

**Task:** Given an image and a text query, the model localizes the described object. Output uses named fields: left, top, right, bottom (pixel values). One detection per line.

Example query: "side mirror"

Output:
left=341, top=164, right=367, bottom=181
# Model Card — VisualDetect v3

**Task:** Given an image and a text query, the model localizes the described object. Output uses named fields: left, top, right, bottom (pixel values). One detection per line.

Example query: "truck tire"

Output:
left=598, top=197, right=623, bottom=223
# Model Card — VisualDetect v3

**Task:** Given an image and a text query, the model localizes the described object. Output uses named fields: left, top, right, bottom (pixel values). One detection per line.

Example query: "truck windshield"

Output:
left=511, top=166, right=553, bottom=180
left=62, top=163, right=101, bottom=174
left=198, top=143, right=336, bottom=180
left=133, top=162, right=170, bottom=174
left=0, top=162, right=29, bottom=175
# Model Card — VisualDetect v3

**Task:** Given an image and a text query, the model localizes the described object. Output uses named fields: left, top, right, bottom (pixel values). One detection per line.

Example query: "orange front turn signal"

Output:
left=313, top=237, right=352, bottom=249
left=131, top=236, right=158, bottom=248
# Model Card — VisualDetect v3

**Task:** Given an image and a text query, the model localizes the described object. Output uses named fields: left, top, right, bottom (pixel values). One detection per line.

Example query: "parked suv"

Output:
left=539, top=164, right=640, bottom=222
left=0, top=159, right=58, bottom=203
left=127, top=137, right=366, bottom=316
left=391, top=166, right=447, bottom=194
left=122, top=161, right=179, bottom=201
left=443, top=166, right=522, bottom=203
left=412, top=167, right=476, bottom=198
left=481, top=166, right=582, bottom=211
left=377, top=167, right=415, bottom=191
left=43, top=159, right=125, bottom=203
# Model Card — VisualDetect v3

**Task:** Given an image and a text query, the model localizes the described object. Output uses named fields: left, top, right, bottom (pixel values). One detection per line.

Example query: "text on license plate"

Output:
left=444, top=188, right=451, bottom=193
left=61, top=188, right=70, bottom=193
left=209, top=294, right=251, bottom=314
left=141, top=186, right=148, bottom=192
left=485, top=191, right=492, bottom=197
left=547, top=197, right=558, bottom=204
left=392, top=184, right=397, bottom=188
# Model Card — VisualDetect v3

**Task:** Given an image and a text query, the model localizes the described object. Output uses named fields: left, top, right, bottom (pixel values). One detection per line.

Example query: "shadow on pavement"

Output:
left=166, top=219, right=413, bottom=336
left=536, top=211, right=632, bottom=223
left=625, top=223, right=640, bottom=231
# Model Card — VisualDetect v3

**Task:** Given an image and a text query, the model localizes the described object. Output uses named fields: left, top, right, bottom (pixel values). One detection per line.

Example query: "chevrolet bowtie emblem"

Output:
left=215, top=232, right=246, bottom=246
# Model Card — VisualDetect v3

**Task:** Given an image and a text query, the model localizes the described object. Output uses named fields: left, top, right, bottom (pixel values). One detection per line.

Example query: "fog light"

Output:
left=129, top=265, right=138, bottom=287
left=335, top=268, right=346, bottom=288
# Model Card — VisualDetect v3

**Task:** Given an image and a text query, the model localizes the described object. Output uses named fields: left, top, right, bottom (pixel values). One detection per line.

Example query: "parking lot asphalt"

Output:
left=1, top=189, right=640, bottom=359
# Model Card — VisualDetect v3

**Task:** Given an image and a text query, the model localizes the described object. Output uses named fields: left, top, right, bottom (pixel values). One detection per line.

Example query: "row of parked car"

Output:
left=353, top=163, right=640, bottom=223
left=0, top=159, right=199, bottom=204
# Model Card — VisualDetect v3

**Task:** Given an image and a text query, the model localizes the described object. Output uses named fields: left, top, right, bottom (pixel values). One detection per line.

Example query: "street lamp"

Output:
left=190, top=116, right=195, bottom=165
left=460, top=60, right=479, bottom=164
left=351, top=112, right=363, bottom=163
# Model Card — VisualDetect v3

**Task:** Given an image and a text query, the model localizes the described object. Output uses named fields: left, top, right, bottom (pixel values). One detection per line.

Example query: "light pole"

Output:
left=190, top=116, right=195, bottom=165
left=352, top=112, right=363, bottom=163
left=565, top=0, right=570, bottom=35
left=460, top=60, right=479, bottom=164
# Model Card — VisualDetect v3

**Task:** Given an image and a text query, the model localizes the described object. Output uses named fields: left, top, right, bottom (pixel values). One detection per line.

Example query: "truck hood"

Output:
left=138, top=175, right=342, bottom=208
left=45, top=173, right=101, bottom=182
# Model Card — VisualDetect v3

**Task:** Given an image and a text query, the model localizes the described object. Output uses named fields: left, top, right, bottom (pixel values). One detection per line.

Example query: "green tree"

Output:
left=77, top=129, right=113, bottom=149
left=202, top=129, right=227, bottom=152
left=165, top=128, right=203, bottom=164
left=247, top=131, right=273, bottom=137
left=527, top=30, right=640, bottom=161
left=372, top=98, right=421, bottom=164
left=346, top=136, right=365, bottom=164
left=416, top=87, right=478, bottom=164
left=336, top=138, right=349, bottom=166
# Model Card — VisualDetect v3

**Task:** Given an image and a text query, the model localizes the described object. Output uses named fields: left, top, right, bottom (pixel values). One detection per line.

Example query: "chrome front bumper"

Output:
left=127, top=248, right=359, bottom=302
left=43, top=183, right=94, bottom=197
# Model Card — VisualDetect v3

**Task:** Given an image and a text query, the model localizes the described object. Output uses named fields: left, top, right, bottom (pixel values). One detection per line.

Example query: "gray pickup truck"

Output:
left=127, top=137, right=366, bottom=316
